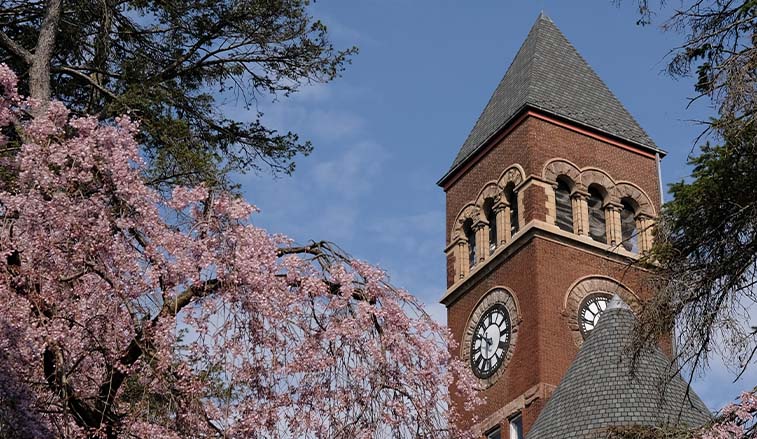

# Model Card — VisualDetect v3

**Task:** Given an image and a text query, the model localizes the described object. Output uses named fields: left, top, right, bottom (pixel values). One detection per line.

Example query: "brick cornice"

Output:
left=437, top=106, right=664, bottom=191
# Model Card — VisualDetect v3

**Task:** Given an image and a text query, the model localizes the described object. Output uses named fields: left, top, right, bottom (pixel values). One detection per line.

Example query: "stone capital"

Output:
left=570, top=189, right=589, bottom=199
left=492, top=200, right=509, bottom=212
left=472, top=220, right=488, bottom=231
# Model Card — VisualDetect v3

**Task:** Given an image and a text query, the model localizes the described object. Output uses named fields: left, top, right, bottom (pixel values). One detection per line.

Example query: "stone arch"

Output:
left=543, top=158, right=582, bottom=190
left=451, top=203, right=480, bottom=240
left=580, top=168, right=616, bottom=201
left=461, top=287, right=521, bottom=389
left=497, top=164, right=525, bottom=189
left=614, top=181, right=656, bottom=216
left=475, top=182, right=502, bottom=208
left=562, top=275, right=641, bottom=346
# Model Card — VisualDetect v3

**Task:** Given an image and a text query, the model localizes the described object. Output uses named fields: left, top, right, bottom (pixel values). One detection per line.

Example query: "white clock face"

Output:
left=470, top=304, right=511, bottom=379
left=579, top=294, right=610, bottom=337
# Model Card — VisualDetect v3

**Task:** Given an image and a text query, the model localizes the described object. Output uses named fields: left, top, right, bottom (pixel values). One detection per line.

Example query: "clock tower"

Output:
left=439, top=14, right=666, bottom=437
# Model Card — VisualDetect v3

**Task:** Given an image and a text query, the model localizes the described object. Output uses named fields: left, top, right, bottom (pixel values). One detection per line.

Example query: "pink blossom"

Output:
left=0, top=64, right=481, bottom=439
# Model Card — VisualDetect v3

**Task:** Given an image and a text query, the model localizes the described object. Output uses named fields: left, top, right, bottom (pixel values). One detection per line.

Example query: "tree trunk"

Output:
left=28, top=0, right=63, bottom=106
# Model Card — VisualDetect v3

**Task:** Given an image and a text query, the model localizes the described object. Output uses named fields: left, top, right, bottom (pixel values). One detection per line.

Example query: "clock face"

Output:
left=470, top=303, right=511, bottom=379
left=578, top=294, right=611, bottom=337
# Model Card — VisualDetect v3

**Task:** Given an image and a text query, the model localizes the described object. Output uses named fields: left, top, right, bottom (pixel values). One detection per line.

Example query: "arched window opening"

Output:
left=483, top=198, right=497, bottom=253
left=506, top=186, right=519, bottom=236
left=555, top=179, right=573, bottom=233
left=463, top=218, right=476, bottom=268
left=620, top=199, right=638, bottom=252
left=587, top=186, right=606, bottom=244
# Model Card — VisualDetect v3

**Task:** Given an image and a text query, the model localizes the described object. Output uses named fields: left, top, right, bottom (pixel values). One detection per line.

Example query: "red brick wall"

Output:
left=447, top=252, right=457, bottom=286
left=521, top=183, right=548, bottom=225
left=448, top=236, right=655, bottom=433
left=443, top=114, right=661, bottom=434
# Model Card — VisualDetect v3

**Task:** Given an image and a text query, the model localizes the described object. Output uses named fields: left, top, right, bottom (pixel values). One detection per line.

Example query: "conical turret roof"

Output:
left=444, top=13, right=660, bottom=178
left=526, top=296, right=710, bottom=439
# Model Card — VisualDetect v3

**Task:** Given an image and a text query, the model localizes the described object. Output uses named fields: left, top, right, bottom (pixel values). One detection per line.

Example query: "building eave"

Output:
left=437, top=105, right=667, bottom=191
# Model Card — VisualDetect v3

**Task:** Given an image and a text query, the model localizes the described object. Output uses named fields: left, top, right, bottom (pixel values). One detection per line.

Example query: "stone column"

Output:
left=605, top=202, right=623, bottom=246
left=571, top=190, right=589, bottom=236
left=458, top=238, right=469, bottom=278
left=637, top=214, right=653, bottom=252
left=474, top=220, right=488, bottom=262
left=503, top=203, right=512, bottom=243
left=493, top=201, right=508, bottom=246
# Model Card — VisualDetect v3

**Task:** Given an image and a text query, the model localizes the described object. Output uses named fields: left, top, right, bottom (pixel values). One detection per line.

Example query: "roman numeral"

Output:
left=498, top=340, right=507, bottom=350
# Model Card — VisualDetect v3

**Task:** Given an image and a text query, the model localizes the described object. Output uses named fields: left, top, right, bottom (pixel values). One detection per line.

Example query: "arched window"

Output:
left=620, top=199, right=638, bottom=252
left=555, top=179, right=573, bottom=232
left=483, top=198, right=497, bottom=253
left=463, top=218, right=476, bottom=268
left=587, top=186, right=606, bottom=244
left=505, top=185, right=518, bottom=235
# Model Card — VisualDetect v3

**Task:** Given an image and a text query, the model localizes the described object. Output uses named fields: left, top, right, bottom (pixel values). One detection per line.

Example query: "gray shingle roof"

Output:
left=526, top=297, right=710, bottom=439
left=445, top=13, right=659, bottom=177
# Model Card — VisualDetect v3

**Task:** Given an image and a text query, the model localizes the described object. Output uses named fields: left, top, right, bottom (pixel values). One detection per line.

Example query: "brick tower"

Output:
left=438, top=14, right=666, bottom=438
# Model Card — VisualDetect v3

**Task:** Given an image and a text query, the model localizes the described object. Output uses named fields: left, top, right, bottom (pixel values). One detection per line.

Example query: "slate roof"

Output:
left=442, top=13, right=660, bottom=180
left=526, top=296, right=710, bottom=439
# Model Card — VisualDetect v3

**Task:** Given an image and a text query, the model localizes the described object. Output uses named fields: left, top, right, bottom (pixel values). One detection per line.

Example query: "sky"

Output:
left=234, top=1, right=754, bottom=411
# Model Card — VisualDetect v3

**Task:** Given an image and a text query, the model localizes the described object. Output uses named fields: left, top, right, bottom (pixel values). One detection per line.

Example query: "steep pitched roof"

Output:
left=443, top=13, right=660, bottom=180
left=526, top=296, right=710, bottom=439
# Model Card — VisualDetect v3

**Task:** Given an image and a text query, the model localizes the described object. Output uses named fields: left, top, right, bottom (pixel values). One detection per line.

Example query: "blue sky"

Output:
left=235, top=2, right=753, bottom=411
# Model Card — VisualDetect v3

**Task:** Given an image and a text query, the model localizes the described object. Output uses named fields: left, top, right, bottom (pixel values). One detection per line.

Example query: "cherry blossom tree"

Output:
left=0, top=64, right=480, bottom=439
left=701, top=389, right=757, bottom=439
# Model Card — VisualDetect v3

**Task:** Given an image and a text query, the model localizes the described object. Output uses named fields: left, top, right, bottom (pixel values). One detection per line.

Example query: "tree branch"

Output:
left=0, top=30, right=32, bottom=64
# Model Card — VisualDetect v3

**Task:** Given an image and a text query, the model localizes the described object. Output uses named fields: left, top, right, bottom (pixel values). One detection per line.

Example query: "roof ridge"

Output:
left=531, top=19, right=647, bottom=136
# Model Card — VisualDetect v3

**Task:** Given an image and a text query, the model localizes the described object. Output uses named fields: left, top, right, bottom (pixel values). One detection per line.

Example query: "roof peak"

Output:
left=440, top=13, right=659, bottom=184
left=606, top=294, right=632, bottom=311
left=537, top=10, right=552, bottom=22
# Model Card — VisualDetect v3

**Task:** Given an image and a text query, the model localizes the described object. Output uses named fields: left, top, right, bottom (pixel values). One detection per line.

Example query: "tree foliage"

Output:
left=616, top=0, right=757, bottom=380
left=629, top=0, right=756, bottom=122
left=636, top=117, right=757, bottom=379
left=608, top=1, right=757, bottom=437
left=0, top=65, right=479, bottom=439
left=0, top=0, right=357, bottom=189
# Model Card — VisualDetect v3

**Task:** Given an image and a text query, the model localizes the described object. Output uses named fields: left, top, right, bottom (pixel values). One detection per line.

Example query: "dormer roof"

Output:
left=526, top=296, right=710, bottom=439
